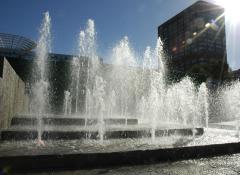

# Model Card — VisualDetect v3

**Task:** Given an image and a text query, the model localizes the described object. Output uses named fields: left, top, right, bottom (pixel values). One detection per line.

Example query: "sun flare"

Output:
left=216, top=0, right=240, bottom=23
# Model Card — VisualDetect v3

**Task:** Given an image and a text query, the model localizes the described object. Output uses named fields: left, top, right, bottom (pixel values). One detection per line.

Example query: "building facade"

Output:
left=0, top=33, right=89, bottom=114
left=158, top=0, right=229, bottom=83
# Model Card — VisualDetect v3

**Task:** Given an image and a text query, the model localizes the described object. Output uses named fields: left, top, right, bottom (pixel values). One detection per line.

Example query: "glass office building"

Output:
left=158, top=0, right=229, bottom=82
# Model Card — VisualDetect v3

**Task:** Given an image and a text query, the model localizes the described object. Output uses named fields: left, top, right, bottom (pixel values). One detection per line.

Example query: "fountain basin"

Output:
left=11, top=114, right=138, bottom=126
left=0, top=129, right=239, bottom=173
left=1, top=127, right=203, bottom=140
left=2, top=114, right=203, bottom=140
left=209, top=121, right=240, bottom=130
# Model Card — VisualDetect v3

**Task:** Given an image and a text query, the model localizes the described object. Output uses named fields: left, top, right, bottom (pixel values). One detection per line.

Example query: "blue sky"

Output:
left=0, top=0, right=239, bottom=70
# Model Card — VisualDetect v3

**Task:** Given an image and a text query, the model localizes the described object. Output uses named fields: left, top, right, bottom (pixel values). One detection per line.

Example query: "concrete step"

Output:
left=4, top=114, right=203, bottom=141
left=11, top=117, right=38, bottom=126
left=209, top=121, right=239, bottom=130
left=1, top=128, right=204, bottom=141
left=1, top=130, right=38, bottom=140
left=11, top=115, right=138, bottom=126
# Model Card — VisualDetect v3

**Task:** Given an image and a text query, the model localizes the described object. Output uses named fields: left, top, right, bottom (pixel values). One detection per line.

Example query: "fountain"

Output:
left=62, top=20, right=213, bottom=145
left=3, top=13, right=240, bottom=173
left=68, top=21, right=205, bottom=142
left=1, top=15, right=206, bottom=142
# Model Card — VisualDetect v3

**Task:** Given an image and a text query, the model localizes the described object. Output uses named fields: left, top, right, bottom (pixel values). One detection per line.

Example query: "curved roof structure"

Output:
left=0, top=33, right=36, bottom=51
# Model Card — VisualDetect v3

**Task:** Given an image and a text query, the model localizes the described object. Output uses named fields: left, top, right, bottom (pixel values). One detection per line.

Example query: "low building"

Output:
left=232, top=69, right=240, bottom=80
left=0, top=33, right=89, bottom=114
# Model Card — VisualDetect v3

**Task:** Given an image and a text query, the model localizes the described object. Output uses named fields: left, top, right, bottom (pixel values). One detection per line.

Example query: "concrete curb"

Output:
left=0, top=141, right=240, bottom=173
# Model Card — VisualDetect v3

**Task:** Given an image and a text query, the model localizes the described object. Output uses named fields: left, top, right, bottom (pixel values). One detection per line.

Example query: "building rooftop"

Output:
left=0, top=33, right=36, bottom=51
left=158, top=0, right=223, bottom=28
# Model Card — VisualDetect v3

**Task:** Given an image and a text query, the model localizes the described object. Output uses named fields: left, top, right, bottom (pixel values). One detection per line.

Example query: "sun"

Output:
left=216, top=0, right=240, bottom=23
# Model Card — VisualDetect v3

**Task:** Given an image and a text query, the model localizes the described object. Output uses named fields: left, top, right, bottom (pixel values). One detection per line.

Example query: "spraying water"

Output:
left=72, top=19, right=100, bottom=114
left=31, top=12, right=51, bottom=144
left=68, top=19, right=210, bottom=142
left=64, top=91, right=72, bottom=116
left=198, top=83, right=209, bottom=128
left=110, top=36, right=137, bottom=119
left=221, top=81, right=240, bottom=137
left=72, top=19, right=106, bottom=142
